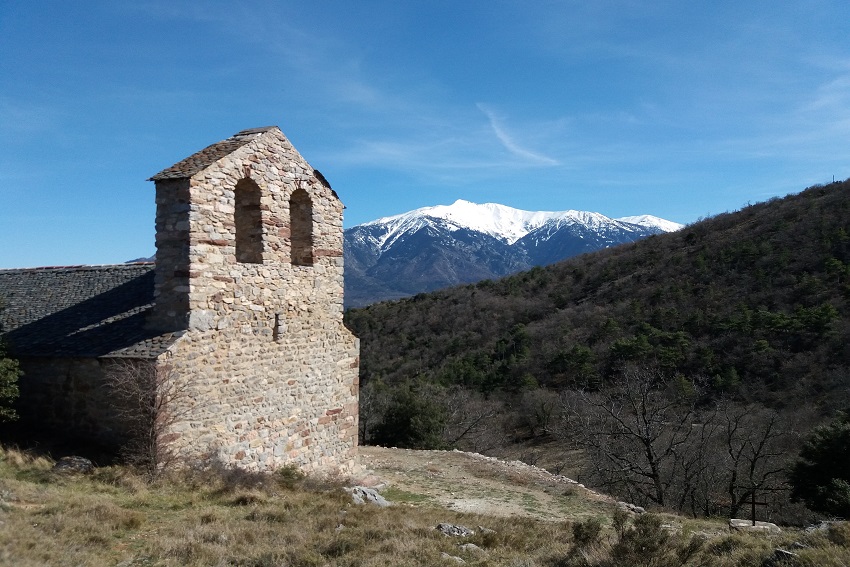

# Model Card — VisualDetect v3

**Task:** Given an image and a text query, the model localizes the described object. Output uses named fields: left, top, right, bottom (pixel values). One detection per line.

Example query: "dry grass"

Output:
left=1, top=445, right=849, bottom=566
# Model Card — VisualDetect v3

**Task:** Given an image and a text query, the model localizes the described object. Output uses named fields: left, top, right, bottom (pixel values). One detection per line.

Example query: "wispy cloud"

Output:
left=329, top=132, right=517, bottom=178
left=0, top=97, right=55, bottom=136
left=477, top=104, right=559, bottom=166
left=801, top=73, right=850, bottom=115
left=704, top=65, right=850, bottom=164
left=126, top=3, right=566, bottom=177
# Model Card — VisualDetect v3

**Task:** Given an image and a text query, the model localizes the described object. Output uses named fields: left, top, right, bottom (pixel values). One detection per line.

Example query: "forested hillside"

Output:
left=346, top=180, right=850, bottom=410
left=346, top=180, right=850, bottom=520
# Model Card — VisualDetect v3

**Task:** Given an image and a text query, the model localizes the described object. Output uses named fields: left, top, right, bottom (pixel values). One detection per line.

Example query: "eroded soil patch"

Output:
left=359, top=446, right=615, bottom=522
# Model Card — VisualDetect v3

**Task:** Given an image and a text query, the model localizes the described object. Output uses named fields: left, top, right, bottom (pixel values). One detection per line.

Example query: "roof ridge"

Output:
left=0, top=263, right=154, bottom=273
left=233, top=126, right=277, bottom=137
left=149, top=126, right=280, bottom=181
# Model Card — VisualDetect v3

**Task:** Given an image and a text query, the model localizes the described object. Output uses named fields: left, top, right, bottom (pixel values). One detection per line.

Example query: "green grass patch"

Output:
left=380, top=486, right=433, bottom=504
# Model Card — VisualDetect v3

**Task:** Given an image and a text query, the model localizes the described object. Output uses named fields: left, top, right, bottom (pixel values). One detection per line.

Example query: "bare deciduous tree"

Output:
left=716, top=401, right=800, bottom=518
left=516, top=388, right=560, bottom=438
left=559, top=364, right=803, bottom=519
left=105, top=359, right=190, bottom=476
left=442, top=387, right=507, bottom=452
left=563, top=365, right=700, bottom=508
left=358, top=378, right=388, bottom=445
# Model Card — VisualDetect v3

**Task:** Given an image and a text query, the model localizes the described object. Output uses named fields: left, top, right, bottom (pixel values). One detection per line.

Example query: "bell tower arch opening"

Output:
left=290, top=188, right=314, bottom=266
left=235, top=178, right=263, bottom=264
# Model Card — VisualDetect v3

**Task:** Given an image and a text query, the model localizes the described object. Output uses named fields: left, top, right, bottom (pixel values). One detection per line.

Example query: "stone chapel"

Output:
left=0, top=126, right=360, bottom=474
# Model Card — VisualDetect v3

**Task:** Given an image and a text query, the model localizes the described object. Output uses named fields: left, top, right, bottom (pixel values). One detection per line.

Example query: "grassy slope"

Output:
left=2, top=447, right=850, bottom=566
left=0, top=448, right=571, bottom=566
left=346, top=180, right=850, bottom=409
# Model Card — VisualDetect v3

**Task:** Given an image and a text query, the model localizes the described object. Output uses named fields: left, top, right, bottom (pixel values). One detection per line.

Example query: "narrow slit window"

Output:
left=290, top=188, right=313, bottom=266
left=273, top=312, right=285, bottom=341
left=235, top=178, right=263, bottom=263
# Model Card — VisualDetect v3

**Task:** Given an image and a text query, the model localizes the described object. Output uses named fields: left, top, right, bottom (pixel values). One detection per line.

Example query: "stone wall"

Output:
left=148, top=179, right=191, bottom=332
left=11, top=357, right=131, bottom=451
left=161, top=323, right=359, bottom=474
left=151, top=127, right=360, bottom=474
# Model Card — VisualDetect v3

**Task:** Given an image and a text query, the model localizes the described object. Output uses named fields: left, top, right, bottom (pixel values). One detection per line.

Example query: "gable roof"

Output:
left=0, top=264, right=179, bottom=359
left=149, top=126, right=278, bottom=181
left=148, top=125, right=342, bottom=202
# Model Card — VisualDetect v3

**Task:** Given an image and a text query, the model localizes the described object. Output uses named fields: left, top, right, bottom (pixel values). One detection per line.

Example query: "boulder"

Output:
left=617, top=501, right=646, bottom=514
left=53, top=456, right=94, bottom=474
left=344, top=486, right=390, bottom=507
left=437, top=523, right=475, bottom=537
left=729, top=518, right=781, bottom=534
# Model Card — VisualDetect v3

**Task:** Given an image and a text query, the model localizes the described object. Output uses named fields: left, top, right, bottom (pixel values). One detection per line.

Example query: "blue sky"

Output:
left=1, top=1, right=849, bottom=268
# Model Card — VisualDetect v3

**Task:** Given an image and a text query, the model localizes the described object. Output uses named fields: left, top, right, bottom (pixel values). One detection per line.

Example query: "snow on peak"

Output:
left=362, top=199, right=681, bottom=249
left=617, top=215, right=684, bottom=233
left=365, top=199, right=562, bottom=246
left=418, top=199, right=561, bottom=243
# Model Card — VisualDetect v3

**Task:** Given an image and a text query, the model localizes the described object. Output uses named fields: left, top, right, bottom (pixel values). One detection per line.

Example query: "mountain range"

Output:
left=343, top=199, right=683, bottom=307
left=345, top=179, right=850, bottom=410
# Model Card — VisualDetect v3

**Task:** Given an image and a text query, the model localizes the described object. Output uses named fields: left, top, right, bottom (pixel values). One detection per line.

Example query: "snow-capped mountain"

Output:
left=344, top=200, right=683, bottom=307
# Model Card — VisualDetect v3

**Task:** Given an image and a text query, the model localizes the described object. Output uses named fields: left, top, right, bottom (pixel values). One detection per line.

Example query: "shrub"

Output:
left=827, top=521, right=850, bottom=546
left=0, top=342, right=21, bottom=422
left=370, top=381, right=447, bottom=449
left=275, top=463, right=306, bottom=490
left=611, top=508, right=629, bottom=540
left=609, top=514, right=669, bottom=566
left=571, top=517, right=603, bottom=549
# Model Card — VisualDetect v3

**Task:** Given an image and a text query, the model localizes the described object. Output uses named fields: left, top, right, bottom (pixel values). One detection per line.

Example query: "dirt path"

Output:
left=358, top=446, right=617, bottom=522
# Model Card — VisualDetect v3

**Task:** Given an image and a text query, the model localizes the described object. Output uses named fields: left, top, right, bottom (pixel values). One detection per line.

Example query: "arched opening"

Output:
left=290, top=188, right=313, bottom=266
left=235, top=178, right=263, bottom=264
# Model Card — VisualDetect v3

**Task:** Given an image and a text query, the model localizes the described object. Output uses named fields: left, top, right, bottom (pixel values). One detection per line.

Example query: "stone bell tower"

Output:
left=145, top=127, right=360, bottom=473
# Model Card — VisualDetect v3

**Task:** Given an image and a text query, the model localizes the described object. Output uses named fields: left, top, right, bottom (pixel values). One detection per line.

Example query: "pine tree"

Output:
left=790, top=413, right=850, bottom=517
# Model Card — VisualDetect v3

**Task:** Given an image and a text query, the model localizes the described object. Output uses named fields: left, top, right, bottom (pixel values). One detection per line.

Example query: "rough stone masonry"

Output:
left=0, top=126, right=360, bottom=476
left=148, top=126, right=360, bottom=474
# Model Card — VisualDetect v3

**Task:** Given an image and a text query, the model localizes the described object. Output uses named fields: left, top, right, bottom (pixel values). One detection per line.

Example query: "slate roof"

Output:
left=149, top=126, right=278, bottom=181
left=0, top=264, right=180, bottom=359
